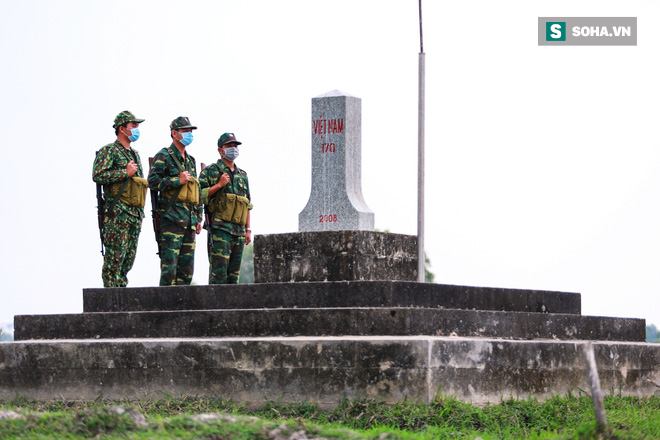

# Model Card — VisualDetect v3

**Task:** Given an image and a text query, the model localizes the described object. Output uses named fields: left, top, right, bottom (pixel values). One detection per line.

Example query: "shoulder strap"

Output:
left=114, top=141, right=134, bottom=163
left=99, top=143, right=133, bottom=218
left=219, top=162, right=237, bottom=190
left=160, top=147, right=186, bottom=215
left=167, top=146, right=187, bottom=173
left=218, top=162, right=236, bottom=195
left=114, top=142, right=142, bottom=177
left=105, top=177, right=131, bottom=218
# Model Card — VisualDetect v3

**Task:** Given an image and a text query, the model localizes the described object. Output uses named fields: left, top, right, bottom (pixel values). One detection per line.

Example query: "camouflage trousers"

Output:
left=159, top=220, right=196, bottom=286
left=102, top=210, right=142, bottom=288
left=208, top=228, right=245, bottom=284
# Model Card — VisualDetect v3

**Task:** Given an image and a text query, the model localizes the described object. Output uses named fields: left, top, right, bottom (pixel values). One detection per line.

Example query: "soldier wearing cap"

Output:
left=147, top=116, right=203, bottom=286
left=199, top=133, right=252, bottom=284
left=92, top=110, right=147, bottom=287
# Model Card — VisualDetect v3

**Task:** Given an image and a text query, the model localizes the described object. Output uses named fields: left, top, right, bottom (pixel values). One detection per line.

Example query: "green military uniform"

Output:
left=199, top=133, right=252, bottom=284
left=92, top=111, right=146, bottom=287
left=147, top=117, right=202, bottom=286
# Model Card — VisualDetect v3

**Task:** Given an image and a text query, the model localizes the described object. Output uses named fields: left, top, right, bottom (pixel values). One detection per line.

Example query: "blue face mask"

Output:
left=223, top=147, right=239, bottom=162
left=127, top=128, right=140, bottom=142
left=179, top=131, right=194, bottom=146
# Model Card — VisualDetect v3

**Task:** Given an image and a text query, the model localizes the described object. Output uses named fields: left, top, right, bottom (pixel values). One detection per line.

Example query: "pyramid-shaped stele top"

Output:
left=315, top=89, right=355, bottom=98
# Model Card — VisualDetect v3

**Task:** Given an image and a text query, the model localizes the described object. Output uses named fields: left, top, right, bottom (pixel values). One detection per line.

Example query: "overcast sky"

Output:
left=1, top=0, right=659, bottom=332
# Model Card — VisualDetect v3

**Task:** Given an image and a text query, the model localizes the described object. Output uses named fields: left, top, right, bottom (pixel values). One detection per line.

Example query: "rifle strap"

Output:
left=96, top=182, right=105, bottom=256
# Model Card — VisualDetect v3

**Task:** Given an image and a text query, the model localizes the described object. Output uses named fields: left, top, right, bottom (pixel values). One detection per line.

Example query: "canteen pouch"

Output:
left=232, top=195, right=250, bottom=224
left=163, top=177, right=200, bottom=205
left=109, top=176, right=149, bottom=208
left=212, top=193, right=249, bottom=225
left=177, top=177, right=200, bottom=205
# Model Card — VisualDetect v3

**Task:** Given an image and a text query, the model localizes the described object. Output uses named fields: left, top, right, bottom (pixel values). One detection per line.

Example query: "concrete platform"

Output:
left=13, top=307, right=644, bottom=342
left=82, top=281, right=582, bottom=314
left=1, top=336, right=658, bottom=406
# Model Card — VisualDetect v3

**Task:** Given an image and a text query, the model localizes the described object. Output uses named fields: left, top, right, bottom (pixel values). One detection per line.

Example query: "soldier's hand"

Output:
left=126, top=160, right=138, bottom=177
left=246, top=229, right=252, bottom=245
left=218, top=173, right=230, bottom=188
left=179, top=171, right=191, bottom=185
left=196, top=222, right=202, bottom=235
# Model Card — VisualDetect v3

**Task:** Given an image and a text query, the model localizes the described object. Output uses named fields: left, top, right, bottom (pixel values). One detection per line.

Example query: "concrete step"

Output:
left=14, top=307, right=644, bottom=342
left=82, top=281, right=582, bottom=314
left=1, top=336, right=658, bottom=405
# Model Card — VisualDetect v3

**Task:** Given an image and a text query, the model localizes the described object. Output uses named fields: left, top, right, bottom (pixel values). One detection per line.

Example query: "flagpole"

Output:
left=417, top=0, right=426, bottom=282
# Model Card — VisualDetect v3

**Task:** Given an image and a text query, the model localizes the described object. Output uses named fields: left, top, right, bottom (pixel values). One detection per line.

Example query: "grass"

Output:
left=1, top=392, right=659, bottom=439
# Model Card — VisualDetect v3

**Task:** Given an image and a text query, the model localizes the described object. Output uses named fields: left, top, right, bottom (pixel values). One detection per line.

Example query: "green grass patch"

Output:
left=1, top=393, right=659, bottom=439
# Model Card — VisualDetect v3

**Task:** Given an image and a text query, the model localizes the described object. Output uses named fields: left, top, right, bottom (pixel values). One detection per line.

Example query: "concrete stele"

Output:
left=299, top=90, right=374, bottom=231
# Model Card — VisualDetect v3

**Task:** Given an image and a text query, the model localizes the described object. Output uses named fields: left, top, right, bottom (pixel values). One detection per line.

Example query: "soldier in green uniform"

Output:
left=148, top=116, right=203, bottom=286
left=199, top=133, right=252, bottom=284
left=92, top=110, right=148, bottom=287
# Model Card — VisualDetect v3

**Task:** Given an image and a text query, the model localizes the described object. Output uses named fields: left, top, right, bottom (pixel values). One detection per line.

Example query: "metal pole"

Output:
left=417, top=0, right=426, bottom=282
left=584, top=342, right=608, bottom=430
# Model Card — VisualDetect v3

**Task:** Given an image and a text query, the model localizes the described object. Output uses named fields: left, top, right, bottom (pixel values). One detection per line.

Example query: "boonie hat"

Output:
left=218, top=132, right=242, bottom=147
left=113, top=110, right=145, bottom=129
left=170, top=116, right=198, bottom=131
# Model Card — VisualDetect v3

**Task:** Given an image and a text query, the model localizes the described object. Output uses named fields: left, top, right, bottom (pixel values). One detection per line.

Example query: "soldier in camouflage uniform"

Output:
left=148, top=116, right=203, bottom=286
left=199, top=133, right=252, bottom=284
left=92, top=110, right=146, bottom=287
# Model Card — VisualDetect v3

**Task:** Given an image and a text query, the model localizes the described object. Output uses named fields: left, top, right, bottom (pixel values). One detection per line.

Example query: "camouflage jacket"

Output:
left=199, top=159, right=251, bottom=236
left=147, top=144, right=202, bottom=229
left=92, top=140, right=145, bottom=219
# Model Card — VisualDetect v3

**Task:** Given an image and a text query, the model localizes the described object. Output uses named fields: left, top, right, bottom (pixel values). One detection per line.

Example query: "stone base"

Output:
left=4, top=280, right=656, bottom=405
left=2, top=337, right=659, bottom=406
left=254, top=231, right=417, bottom=283
left=12, top=281, right=643, bottom=344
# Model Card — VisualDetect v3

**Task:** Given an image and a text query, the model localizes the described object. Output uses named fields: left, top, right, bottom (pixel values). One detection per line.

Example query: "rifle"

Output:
left=95, top=182, right=105, bottom=256
left=148, top=157, right=161, bottom=256
left=200, top=162, right=213, bottom=257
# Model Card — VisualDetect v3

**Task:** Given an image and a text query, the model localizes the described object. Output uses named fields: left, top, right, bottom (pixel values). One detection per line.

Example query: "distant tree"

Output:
left=425, top=254, right=435, bottom=283
left=0, top=328, right=13, bottom=342
left=647, top=325, right=660, bottom=343
left=376, top=229, right=436, bottom=283
left=239, top=244, right=254, bottom=284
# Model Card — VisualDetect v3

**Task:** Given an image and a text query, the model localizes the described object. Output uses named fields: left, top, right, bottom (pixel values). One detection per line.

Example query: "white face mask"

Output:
left=223, top=147, right=239, bottom=161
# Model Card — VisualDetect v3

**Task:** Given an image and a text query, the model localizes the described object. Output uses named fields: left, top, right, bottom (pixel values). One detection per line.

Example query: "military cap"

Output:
left=170, top=116, right=198, bottom=131
left=218, top=132, right=242, bottom=147
left=113, top=110, right=145, bottom=129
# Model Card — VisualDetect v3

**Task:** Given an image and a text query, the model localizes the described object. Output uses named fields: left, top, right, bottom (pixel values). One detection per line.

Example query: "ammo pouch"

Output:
left=210, top=193, right=249, bottom=225
left=163, top=177, right=200, bottom=205
left=109, top=176, right=149, bottom=208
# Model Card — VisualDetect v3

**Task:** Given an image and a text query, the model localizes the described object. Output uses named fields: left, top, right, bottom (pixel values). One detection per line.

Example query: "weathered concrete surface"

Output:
left=82, top=281, right=582, bottom=315
left=14, top=308, right=644, bottom=342
left=254, top=231, right=417, bottom=282
left=1, top=337, right=658, bottom=406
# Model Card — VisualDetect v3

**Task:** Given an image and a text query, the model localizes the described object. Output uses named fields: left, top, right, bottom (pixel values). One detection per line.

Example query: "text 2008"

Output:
left=319, top=214, right=338, bottom=223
